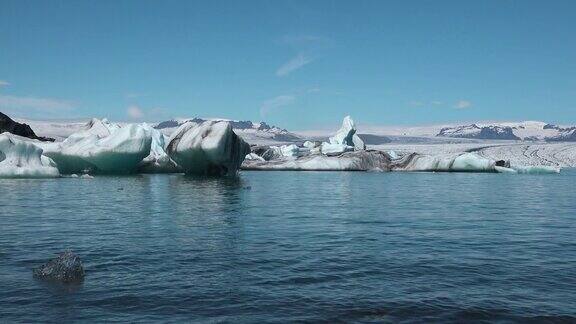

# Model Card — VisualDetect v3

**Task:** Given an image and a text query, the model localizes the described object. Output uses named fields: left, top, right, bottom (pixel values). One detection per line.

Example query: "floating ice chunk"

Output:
left=243, top=150, right=391, bottom=171
left=166, top=120, right=251, bottom=176
left=321, top=142, right=354, bottom=156
left=303, top=141, right=320, bottom=149
left=0, top=133, right=60, bottom=178
left=44, top=123, right=152, bottom=174
left=256, top=144, right=310, bottom=160
left=394, top=152, right=497, bottom=172
left=245, top=153, right=265, bottom=161
left=328, top=116, right=365, bottom=151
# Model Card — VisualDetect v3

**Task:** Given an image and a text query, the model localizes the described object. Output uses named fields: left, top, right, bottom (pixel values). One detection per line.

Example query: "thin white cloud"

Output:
left=0, top=94, right=74, bottom=112
left=408, top=101, right=424, bottom=107
left=0, top=80, right=9, bottom=87
left=454, top=100, right=472, bottom=109
left=276, top=54, right=313, bottom=77
left=260, top=95, right=296, bottom=117
left=127, top=105, right=144, bottom=119
left=259, top=87, right=320, bottom=118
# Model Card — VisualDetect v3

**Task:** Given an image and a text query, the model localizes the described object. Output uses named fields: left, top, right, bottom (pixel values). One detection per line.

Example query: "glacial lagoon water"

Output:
left=1, top=170, right=575, bottom=322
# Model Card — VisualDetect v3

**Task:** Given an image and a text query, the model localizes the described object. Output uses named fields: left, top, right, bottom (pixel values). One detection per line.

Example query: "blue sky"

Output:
left=0, top=0, right=574, bottom=130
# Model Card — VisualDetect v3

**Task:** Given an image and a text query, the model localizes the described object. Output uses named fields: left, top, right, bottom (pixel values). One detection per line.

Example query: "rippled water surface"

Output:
left=1, top=170, right=575, bottom=323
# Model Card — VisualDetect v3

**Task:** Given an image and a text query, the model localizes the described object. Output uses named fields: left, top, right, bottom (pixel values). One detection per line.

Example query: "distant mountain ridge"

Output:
left=437, top=121, right=576, bottom=142
left=154, top=117, right=287, bottom=132
left=154, top=117, right=301, bottom=144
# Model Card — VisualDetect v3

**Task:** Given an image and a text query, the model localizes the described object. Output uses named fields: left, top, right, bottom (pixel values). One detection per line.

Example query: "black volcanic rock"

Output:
left=0, top=112, right=54, bottom=141
left=33, top=251, right=85, bottom=283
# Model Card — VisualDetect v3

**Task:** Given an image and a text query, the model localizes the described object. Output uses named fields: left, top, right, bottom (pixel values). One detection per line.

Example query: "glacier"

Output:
left=166, top=120, right=251, bottom=176
left=0, top=133, right=60, bottom=178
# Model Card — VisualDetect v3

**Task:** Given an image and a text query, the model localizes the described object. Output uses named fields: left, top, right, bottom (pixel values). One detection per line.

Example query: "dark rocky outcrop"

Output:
left=0, top=112, right=54, bottom=142
left=33, top=251, right=85, bottom=283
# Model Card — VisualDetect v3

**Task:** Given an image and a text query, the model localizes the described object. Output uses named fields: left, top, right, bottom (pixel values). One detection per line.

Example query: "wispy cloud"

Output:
left=127, top=105, right=144, bottom=119
left=260, top=88, right=321, bottom=118
left=276, top=54, right=314, bottom=77
left=0, top=80, right=10, bottom=88
left=275, top=35, right=332, bottom=77
left=454, top=100, right=472, bottom=109
left=0, top=94, right=75, bottom=113
left=408, top=100, right=470, bottom=110
left=408, top=100, right=424, bottom=107
left=260, top=95, right=296, bottom=117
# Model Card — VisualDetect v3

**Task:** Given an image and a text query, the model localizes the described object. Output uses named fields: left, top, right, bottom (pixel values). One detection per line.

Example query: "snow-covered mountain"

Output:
left=437, top=121, right=576, bottom=142
left=154, top=118, right=301, bottom=145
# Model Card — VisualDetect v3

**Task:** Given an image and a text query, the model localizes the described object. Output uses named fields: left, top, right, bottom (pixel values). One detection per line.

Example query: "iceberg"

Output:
left=243, top=150, right=391, bottom=171
left=391, top=152, right=561, bottom=174
left=321, top=142, right=354, bottom=155
left=328, top=116, right=365, bottom=151
left=395, top=152, right=495, bottom=172
left=166, top=120, right=251, bottom=176
left=43, top=121, right=152, bottom=174
left=0, top=133, right=60, bottom=178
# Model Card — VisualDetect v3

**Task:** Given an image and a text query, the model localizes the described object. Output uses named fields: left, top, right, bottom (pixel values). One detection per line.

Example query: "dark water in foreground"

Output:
left=1, top=170, right=575, bottom=323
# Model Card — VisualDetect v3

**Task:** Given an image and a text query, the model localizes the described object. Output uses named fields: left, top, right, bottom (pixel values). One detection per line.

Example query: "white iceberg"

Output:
left=327, top=116, right=365, bottom=151
left=166, top=120, right=251, bottom=176
left=43, top=121, right=152, bottom=174
left=321, top=142, right=354, bottom=155
left=0, top=133, right=60, bottom=178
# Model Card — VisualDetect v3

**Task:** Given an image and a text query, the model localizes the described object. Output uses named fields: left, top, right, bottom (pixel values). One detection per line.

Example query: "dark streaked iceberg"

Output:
left=166, top=120, right=251, bottom=176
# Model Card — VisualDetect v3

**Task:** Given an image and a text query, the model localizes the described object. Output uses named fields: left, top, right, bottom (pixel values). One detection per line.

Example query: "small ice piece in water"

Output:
left=166, top=120, right=251, bottom=176
left=0, top=133, right=60, bottom=178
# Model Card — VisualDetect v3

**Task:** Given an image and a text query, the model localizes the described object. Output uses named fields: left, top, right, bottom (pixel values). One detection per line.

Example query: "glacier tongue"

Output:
left=0, top=133, right=60, bottom=178
left=166, top=120, right=251, bottom=176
